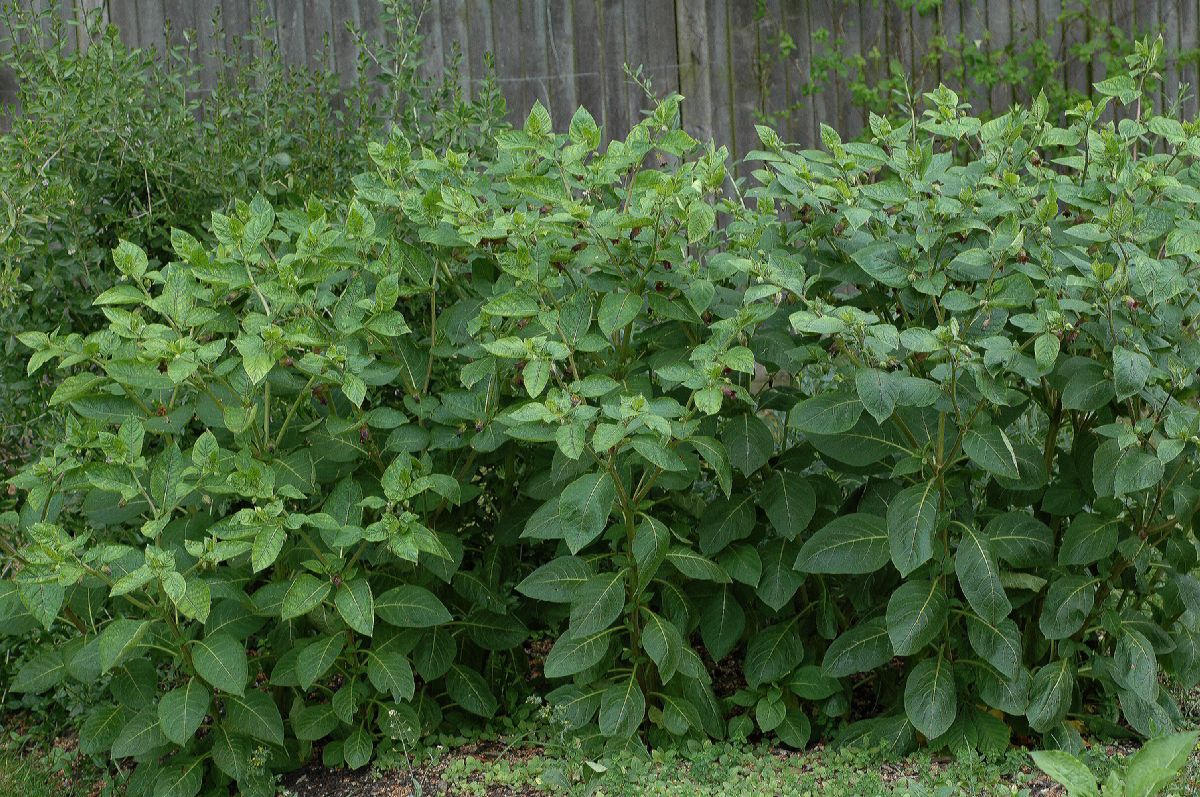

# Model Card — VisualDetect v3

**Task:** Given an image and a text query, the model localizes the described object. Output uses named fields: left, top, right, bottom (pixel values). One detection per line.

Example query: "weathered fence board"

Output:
left=2, top=0, right=1200, bottom=158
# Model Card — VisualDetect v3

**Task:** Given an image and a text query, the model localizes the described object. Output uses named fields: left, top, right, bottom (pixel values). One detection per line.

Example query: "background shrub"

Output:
left=8, top=39, right=1200, bottom=791
left=0, top=1, right=505, bottom=468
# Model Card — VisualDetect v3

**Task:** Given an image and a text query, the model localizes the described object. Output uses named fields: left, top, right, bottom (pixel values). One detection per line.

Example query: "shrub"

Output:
left=7, top=51, right=1200, bottom=791
left=0, top=1, right=504, bottom=464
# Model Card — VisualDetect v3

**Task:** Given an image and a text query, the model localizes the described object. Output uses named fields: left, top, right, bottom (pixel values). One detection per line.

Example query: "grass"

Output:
left=4, top=685, right=1200, bottom=797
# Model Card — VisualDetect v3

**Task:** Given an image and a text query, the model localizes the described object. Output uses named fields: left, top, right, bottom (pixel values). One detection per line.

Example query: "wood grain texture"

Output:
left=4, top=1, right=1200, bottom=149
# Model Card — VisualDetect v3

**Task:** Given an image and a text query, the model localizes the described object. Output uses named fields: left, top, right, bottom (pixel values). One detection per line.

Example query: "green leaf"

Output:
left=598, top=292, right=641, bottom=337
left=700, top=587, right=745, bottom=661
left=111, top=708, right=165, bottom=758
left=292, top=704, right=338, bottom=741
left=689, top=436, right=733, bottom=498
left=281, top=573, right=331, bottom=621
left=569, top=571, right=626, bottom=636
left=1028, top=751, right=1098, bottom=797
left=887, top=481, right=939, bottom=576
left=375, top=585, right=453, bottom=627
left=191, top=634, right=248, bottom=696
left=558, top=471, right=616, bottom=554
left=79, top=704, right=126, bottom=756
left=904, top=656, right=957, bottom=740
left=225, top=690, right=284, bottom=746
left=113, top=239, right=148, bottom=279
left=544, top=629, right=613, bottom=678
left=1113, top=346, right=1151, bottom=400
left=665, top=548, right=731, bottom=582
left=156, top=756, right=204, bottom=797
left=795, top=513, right=889, bottom=574
left=823, top=618, right=894, bottom=678
left=298, top=635, right=346, bottom=689
left=687, top=200, right=716, bottom=244
left=447, top=663, right=498, bottom=717
left=344, top=727, right=373, bottom=769
left=984, top=512, right=1054, bottom=567
left=967, top=615, right=1022, bottom=678
left=698, top=494, right=756, bottom=555
left=1058, top=513, right=1120, bottom=566
left=1124, top=730, right=1200, bottom=797
left=158, top=680, right=211, bottom=746
left=963, top=424, right=1020, bottom=479
left=885, top=579, right=948, bottom=656
left=335, top=579, right=375, bottom=636
left=758, top=471, right=816, bottom=539
left=1113, top=448, right=1163, bottom=496
left=1038, top=576, right=1096, bottom=640
left=744, top=623, right=804, bottom=688
left=598, top=677, right=645, bottom=737
left=955, top=524, right=1011, bottom=624
left=791, top=391, right=863, bottom=434
left=1115, top=629, right=1158, bottom=702
left=722, top=413, right=774, bottom=475
left=366, top=649, right=414, bottom=701
left=855, top=368, right=900, bottom=423
left=252, top=525, right=285, bottom=572
left=516, top=556, right=594, bottom=603
left=98, top=619, right=150, bottom=673
left=12, top=647, right=67, bottom=694
left=1027, top=659, right=1074, bottom=733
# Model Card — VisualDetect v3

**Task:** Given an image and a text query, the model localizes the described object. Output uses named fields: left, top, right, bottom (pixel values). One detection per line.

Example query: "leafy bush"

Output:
left=1032, top=730, right=1200, bottom=797
left=0, top=1, right=504, bottom=463
left=7, top=49, right=1200, bottom=793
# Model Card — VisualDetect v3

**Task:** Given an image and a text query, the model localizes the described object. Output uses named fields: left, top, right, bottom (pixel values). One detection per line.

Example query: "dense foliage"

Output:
left=6, top=41, right=1200, bottom=797
left=0, top=1, right=504, bottom=463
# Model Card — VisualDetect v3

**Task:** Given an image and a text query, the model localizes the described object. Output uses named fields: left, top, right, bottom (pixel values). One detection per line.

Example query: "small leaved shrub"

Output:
left=6, top=46, right=1200, bottom=793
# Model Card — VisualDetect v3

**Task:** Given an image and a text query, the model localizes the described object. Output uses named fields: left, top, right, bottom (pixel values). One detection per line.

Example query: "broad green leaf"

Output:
left=700, top=587, right=745, bottom=661
left=744, top=622, right=804, bottom=688
left=955, top=524, right=1010, bottom=624
left=366, top=649, right=415, bottom=701
left=722, top=413, right=774, bottom=475
left=1038, top=576, right=1096, bottom=640
left=791, top=391, right=863, bottom=434
left=1058, top=513, right=1119, bottom=566
left=297, top=635, right=346, bottom=689
left=1113, top=346, right=1151, bottom=400
left=598, top=292, right=641, bottom=337
left=225, top=690, right=284, bottom=746
left=598, top=677, right=645, bottom=737
left=98, top=619, right=150, bottom=673
left=823, top=618, right=894, bottom=678
left=190, top=634, right=248, bottom=696
left=904, top=656, right=957, bottom=739
left=1028, top=751, right=1098, bottom=797
left=887, top=481, right=939, bottom=576
left=447, top=663, right=498, bottom=717
left=569, top=571, right=626, bottom=636
left=558, top=471, right=616, bottom=554
left=516, top=556, right=594, bottom=603
left=967, top=615, right=1022, bottom=679
left=885, top=579, right=947, bottom=656
left=335, top=579, right=375, bottom=636
left=158, top=680, right=211, bottom=746
left=963, top=424, right=1020, bottom=479
left=281, top=573, right=331, bottom=621
left=544, top=629, right=613, bottom=678
left=1027, top=659, right=1074, bottom=732
left=1124, top=730, right=1200, bottom=797
left=375, top=585, right=452, bottom=627
left=795, top=513, right=889, bottom=574
left=855, top=368, right=900, bottom=423
left=758, top=471, right=816, bottom=539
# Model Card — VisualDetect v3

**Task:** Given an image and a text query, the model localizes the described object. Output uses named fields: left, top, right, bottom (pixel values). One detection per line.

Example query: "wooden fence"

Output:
left=2, top=1, right=1199, bottom=159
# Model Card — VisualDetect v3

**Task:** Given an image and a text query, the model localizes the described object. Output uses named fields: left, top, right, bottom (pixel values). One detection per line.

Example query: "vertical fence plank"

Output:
left=109, top=0, right=142, bottom=47
left=1181, top=0, right=1197, bottom=118
left=137, top=0, right=167, bottom=54
left=275, top=0, right=306, bottom=69
left=858, top=0, right=884, bottom=122
left=987, top=0, right=1013, bottom=111
left=780, top=0, right=815, bottom=145
left=438, top=0, right=469, bottom=95
left=676, top=0, right=714, bottom=144
left=598, top=0, right=628, bottom=137
left=571, top=0, right=603, bottom=125
left=490, top=0, right=525, bottom=122
left=332, top=1, right=363, bottom=90
left=705, top=0, right=734, bottom=157
left=729, top=0, right=759, bottom=162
